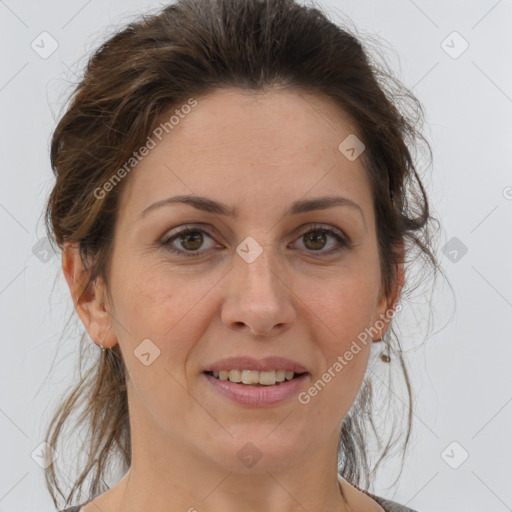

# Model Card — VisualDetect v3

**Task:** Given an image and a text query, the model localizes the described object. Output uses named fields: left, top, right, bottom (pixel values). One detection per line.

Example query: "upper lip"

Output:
left=203, top=356, right=309, bottom=373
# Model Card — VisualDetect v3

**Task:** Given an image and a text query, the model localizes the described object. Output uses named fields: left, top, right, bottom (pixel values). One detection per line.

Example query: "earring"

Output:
left=97, top=333, right=107, bottom=352
left=375, top=327, right=391, bottom=363
left=379, top=328, right=391, bottom=363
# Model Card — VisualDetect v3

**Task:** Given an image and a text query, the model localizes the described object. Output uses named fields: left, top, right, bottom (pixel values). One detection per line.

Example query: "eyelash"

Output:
left=160, top=224, right=350, bottom=258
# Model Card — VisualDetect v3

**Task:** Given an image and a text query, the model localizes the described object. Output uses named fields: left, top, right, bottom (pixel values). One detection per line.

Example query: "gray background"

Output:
left=1, top=0, right=511, bottom=511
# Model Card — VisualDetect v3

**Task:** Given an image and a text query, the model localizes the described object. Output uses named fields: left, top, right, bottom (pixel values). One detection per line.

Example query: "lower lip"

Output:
left=203, top=372, right=310, bottom=407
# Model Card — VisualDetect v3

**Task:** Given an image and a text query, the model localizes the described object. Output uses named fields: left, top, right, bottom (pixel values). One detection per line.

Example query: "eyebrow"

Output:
left=138, top=194, right=365, bottom=225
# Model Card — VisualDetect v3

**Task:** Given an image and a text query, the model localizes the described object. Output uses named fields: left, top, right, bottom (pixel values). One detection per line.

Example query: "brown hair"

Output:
left=43, top=0, right=442, bottom=508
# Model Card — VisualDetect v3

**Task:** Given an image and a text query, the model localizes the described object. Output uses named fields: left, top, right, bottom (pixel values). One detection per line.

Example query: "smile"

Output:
left=205, top=369, right=306, bottom=386
left=203, top=371, right=310, bottom=406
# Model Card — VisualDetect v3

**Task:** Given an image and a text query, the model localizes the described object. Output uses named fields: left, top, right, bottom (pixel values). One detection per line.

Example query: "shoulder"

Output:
left=339, top=476, right=418, bottom=512
left=368, top=492, right=419, bottom=512
left=57, top=489, right=419, bottom=512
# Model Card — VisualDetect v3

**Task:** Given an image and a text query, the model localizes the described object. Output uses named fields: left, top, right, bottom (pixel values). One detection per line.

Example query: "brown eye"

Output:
left=303, top=230, right=328, bottom=250
left=162, top=226, right=217, bottom=257
left=161, top=223, right=349, bottom=258
left=178, top=231, right=204, bottom=251
left=294, top=226, right=349, bottom=254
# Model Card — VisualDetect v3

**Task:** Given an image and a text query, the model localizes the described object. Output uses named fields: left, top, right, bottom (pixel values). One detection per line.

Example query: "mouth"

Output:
left=203, top=370, right=309, bottom=387
left=202, top=370, right=310, bottom=406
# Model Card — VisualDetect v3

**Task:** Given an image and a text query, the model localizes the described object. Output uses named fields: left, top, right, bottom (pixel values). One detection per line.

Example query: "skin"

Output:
left=63, top=87, right=404, bottom=512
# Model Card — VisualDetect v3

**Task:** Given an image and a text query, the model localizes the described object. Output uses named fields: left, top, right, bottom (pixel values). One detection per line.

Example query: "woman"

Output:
left=44, top=0, right=440, bottom=511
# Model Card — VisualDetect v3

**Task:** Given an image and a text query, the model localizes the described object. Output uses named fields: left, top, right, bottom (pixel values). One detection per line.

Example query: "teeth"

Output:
left=228, top=370, right=242, bottom=382
left=210, top=369, right=300, bottom=385
left=241, top=370, right=260, bottom=385
left=275, top=370, right=286, bottom=382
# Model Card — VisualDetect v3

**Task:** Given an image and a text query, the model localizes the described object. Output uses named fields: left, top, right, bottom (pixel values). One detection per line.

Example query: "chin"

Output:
left=205, top=432, right=307, bottom=474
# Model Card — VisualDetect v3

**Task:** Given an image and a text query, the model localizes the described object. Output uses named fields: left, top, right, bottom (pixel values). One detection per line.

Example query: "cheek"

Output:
left=111, top=267, right=205, bottom=402
left=111, top=262, right=217, bottom=363
left=300, top=282, right=375, bottom=425
left=301, top=271, right=378, bottom=402
left=307, top=273, right=379, bottom=346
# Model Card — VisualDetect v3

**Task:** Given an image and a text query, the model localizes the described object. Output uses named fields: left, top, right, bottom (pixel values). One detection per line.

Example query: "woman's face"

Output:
left=77, top=87, right=395, bottom=475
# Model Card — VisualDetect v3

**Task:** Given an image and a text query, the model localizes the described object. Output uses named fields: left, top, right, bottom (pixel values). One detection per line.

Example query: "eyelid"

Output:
left=291, top=222, right=350, bottom=244
left=161, top=223, right=221, bottom=245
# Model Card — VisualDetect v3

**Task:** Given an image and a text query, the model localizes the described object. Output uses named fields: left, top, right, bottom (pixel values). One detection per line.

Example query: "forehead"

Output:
left=117, top=87, right=372, bottom=221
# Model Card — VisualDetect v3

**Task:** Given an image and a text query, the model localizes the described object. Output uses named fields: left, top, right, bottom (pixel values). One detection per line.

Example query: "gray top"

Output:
left=58, top=492, right=418, bottom=512
left=368, top=492, right=419, bottom=512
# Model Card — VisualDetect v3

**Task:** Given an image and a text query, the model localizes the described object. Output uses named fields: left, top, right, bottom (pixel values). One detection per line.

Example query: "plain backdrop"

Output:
left=1, top=1, right=511, bottom=511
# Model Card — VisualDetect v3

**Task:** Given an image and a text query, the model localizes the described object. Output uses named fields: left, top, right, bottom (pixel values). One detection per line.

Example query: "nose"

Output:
left=220, top=245, right=296, bottom=337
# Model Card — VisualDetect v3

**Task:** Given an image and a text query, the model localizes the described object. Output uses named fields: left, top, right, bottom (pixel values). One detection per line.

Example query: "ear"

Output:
left=373, top=244, right=405, bottom=340
left=61, top=242, right=118, bottom=349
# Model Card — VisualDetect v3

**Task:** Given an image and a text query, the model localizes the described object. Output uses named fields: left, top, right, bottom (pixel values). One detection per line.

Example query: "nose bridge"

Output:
left=235, top=237, right=282, bottom=300
left=221, top=235, right=295, bottom=335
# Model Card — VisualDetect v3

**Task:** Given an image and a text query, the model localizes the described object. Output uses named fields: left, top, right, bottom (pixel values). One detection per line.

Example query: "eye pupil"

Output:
left=180, top=231, right=203, bottom=250
left=304, top=231, right=327, bottom=250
